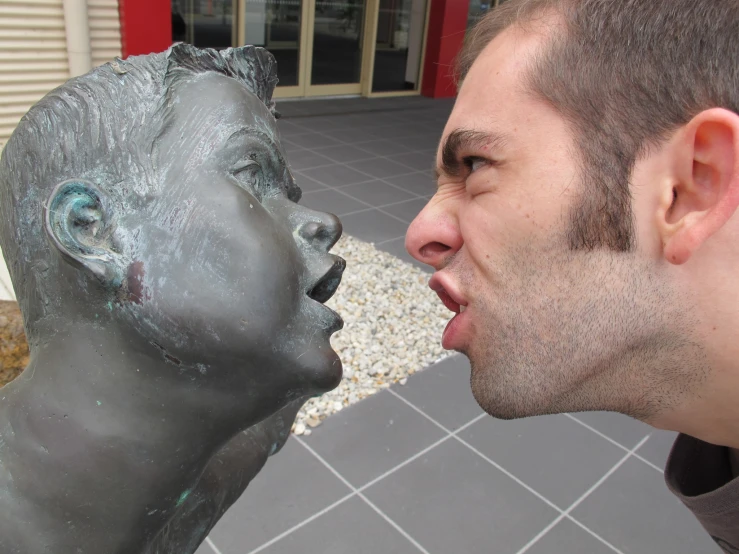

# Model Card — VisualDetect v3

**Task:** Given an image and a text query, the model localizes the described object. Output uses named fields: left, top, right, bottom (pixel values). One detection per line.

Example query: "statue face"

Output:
left=119, top=73, right=344, bottom=398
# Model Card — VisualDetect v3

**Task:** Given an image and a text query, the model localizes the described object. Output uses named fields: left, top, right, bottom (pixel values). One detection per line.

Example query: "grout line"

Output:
left=564, top=413, right=664, bottom=473
left=358, top=495, right=431, bottom=554
left=375, top=234, right=407, bottom=246
left=515, top=435, right=650, bottom=554
left=356, top=412, right=487, bottom=493
left=204, top=537, right=223, bottom=554
left=296, top=437, right=431, bottom=554
left=246, top=492, right=357, bottom=554
left=566, top=517, right=627, bottom=554
left=387, top=388, right=454, bottom=436
left=387, top=390, right=563, bottom=512
left=388, top=389, right=628, bottom=552
left=309, top=186, right=415, bottom=227
left=244, top=412, right=486, bottom=554
left=287, top=123, right=438, bottom=169
left=304, top=187, right=426, bottom=215
left=452, top=436, right=561, bottom=511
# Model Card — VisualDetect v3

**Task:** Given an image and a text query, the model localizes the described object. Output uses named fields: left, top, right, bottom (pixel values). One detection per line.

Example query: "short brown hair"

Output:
left=458, top=0, right=739, bottom=251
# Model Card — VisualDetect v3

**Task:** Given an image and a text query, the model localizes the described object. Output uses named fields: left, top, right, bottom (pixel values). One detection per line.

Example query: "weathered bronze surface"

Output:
left=0, top=44, right=344, bottom=553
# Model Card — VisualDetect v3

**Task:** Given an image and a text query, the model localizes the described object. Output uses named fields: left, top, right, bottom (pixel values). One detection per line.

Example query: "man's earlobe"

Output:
left=661, top=108, right=739, bottom=265
left=44, top=180, right=123, bottom=286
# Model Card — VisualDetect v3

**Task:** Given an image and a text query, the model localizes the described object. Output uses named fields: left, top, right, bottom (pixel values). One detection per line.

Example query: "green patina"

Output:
left=176, top=489, right=191, bottom=507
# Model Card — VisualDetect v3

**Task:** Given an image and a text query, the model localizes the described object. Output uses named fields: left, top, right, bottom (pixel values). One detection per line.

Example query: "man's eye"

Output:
left=232, top=160, right=264, bottom=199
left=464, top=156, right=488, bottom=173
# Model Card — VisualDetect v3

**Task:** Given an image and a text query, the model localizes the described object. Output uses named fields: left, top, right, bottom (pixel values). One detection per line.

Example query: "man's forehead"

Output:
left=441, top=27, right=549, bottom=148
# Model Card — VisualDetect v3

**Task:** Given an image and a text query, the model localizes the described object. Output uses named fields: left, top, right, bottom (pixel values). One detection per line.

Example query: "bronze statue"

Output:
left=0, top=44, right=345, bottom=553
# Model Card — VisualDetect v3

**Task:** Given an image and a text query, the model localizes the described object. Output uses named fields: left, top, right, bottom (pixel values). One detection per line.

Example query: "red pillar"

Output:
left=421, top=0, right=470, bottom=98
left=119, top=0, right=172, bottom=58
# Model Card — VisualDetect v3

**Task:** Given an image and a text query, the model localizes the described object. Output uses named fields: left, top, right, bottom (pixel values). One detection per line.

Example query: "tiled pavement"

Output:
left=0, top=96, right=718, bottom=553
left=193, top=96, right=720, bottom=553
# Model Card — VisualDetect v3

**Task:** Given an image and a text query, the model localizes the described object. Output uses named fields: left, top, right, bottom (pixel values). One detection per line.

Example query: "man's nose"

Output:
left=299, top=210, right=342, bottom=252
left=405, top=201, right=463, bottom=270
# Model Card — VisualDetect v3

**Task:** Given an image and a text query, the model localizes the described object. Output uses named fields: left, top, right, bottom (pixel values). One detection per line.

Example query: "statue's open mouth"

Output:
left=307, top=257, right=345, bottom=304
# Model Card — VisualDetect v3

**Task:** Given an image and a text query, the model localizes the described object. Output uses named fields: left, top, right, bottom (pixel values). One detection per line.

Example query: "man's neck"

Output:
left=0, top=328, right=259, bottom=553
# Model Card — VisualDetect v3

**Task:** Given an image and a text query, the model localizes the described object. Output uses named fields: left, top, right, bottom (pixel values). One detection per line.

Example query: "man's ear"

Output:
left=44, top=179, right=123, bottom=286
left=661, top=108, right=739, bottom=265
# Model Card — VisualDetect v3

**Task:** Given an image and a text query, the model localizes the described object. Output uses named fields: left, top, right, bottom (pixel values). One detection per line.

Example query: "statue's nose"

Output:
left=299, top=211, right=342, bottom=252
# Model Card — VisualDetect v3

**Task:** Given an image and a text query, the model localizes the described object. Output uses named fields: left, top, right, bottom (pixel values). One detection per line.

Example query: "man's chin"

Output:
left=469, top=361, right=543, bottom=421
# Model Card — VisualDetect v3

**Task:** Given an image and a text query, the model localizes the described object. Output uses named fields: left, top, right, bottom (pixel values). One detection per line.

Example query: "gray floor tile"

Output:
left=376, top=236, right=431, bottom=273
left=302, top=389, right=446, bottom=488
left=340, top=180, right=416, bottom=207
left=207, top=439, right=352, bottom=554
left=384, top=171, right=436, bottom=197
left=348, top=158, right=417, bottom=179
left=355, top=139, right=414, bottom=157
left=571, top=457, right=720, bottom=554
left=285, top=132, right=342, bottom=149
left=193, top=540, right=214, bottom=554
left=285, top=149, right=335, bottom=171
left=394, top=354, right=483, bottom=431
left=526, top=518, right=617, bottom=554
left=310, top=144, right=376, bottom=163
left=300, top=189, right=369, bottom=217
left=636, top=429, right=678, bottom=470
left=362, top=124, right=413, bottom=139
left=290, top=117, right=345, bottom=133
left=322, top=127, right=376, bottom=144
left=364, top=438, right=557, bottom=554
left=569, top=411, right=652, bottom=449
left=387, top=151, right=436, bottom=173
left=277, top=122, right=313, bottom=139
left=257, top=496, right=421, bottom=554
left=292, top=171, right=329, bottom=193
left=380, top=197, right=428, bottom=222
left=300, top=164, right=373, bottom=188
left=340, top=209, right=409, bottom=243
left=391, top=133, right=442, bottom=152
left=279, top=139, right=306, bottom=155
left=460, top=413, right=626, bottom=508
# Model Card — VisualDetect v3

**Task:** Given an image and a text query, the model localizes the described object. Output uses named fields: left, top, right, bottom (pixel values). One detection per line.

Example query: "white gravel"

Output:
left=292, top=235, right=452, bottom=435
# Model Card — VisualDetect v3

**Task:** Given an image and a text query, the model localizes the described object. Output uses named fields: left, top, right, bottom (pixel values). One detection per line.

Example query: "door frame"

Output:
left=236, top=0, right=432, bottom=99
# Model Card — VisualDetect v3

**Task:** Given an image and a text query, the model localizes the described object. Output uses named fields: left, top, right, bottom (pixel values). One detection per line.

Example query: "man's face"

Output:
left=406, top=28, right=684, bottom=420
left=119, top=73, right=344, bottom=402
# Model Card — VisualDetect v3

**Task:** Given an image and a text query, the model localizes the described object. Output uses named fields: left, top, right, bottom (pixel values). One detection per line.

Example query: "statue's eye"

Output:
left=232, top=159, right=265, bottom=200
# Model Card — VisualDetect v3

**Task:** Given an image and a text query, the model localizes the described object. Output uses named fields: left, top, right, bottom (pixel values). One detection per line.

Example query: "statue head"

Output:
left=0, top=44, right=345, bottom=407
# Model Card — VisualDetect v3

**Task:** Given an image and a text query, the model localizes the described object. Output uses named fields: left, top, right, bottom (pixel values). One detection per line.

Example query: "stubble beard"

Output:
left=461, top=240, right=707, bottom=423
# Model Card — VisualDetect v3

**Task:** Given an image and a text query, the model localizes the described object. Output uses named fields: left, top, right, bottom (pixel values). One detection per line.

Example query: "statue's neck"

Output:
left=0, top=334, right=247, bottom=553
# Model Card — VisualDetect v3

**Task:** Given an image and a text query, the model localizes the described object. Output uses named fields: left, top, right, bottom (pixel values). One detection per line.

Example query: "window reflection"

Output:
left=311, top=0, right=366, bottom=85
left=371, top=0, right=427, bottom=92
left=172, top=0, right=235, bottom=50
left=467, top=0, right=506, bottom=30
left=244, top=0, right=302, bottom=87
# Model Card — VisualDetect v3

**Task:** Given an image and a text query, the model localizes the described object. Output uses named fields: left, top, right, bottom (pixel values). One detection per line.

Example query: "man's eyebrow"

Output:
left=436, top=129, right=508, bottom=180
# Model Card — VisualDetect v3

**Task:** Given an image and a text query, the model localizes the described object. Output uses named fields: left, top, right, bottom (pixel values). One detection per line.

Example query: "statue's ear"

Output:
left=44, top=179, right=123, bottom=286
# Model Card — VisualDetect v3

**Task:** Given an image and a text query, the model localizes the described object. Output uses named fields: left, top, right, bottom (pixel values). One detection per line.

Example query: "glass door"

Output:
left=240, top=0, right=308, bottom=96
left=239, top=0, right=369, bottom=97
left=370, top=0, right=426, bottom=92
left=306, top=0, right=368, bottom=94
left=172, top=0, right=236, bottom=49
left=179, top=0, right=426, bottom=98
